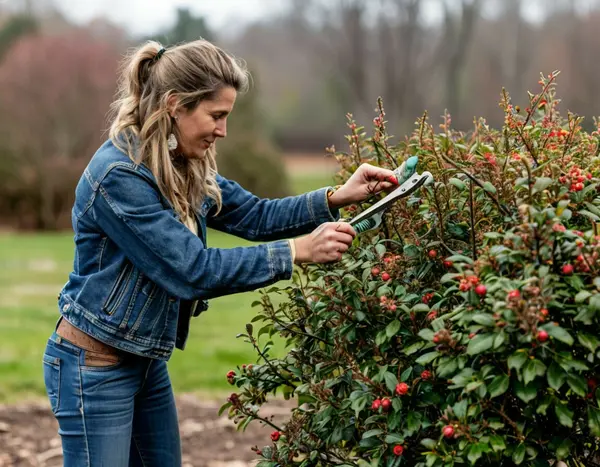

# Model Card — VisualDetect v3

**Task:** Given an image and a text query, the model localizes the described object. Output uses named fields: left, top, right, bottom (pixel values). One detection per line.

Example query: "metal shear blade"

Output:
left=349, top=171, right=432, bottom=226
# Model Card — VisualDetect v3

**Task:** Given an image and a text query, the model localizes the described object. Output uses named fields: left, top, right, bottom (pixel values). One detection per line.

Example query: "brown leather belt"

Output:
left=56, top=319, right=122, bottom=366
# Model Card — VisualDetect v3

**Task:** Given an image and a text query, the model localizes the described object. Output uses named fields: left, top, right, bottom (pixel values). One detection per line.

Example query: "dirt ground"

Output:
left=0, top=395, right=293, bottom=467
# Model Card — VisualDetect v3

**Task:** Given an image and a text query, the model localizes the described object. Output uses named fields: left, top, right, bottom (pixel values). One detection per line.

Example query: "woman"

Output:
left=42, top=39, right=399, bottom=466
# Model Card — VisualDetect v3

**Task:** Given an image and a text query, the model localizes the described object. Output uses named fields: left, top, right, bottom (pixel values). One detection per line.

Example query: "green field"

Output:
left=0, top=173, right=335, bottom=403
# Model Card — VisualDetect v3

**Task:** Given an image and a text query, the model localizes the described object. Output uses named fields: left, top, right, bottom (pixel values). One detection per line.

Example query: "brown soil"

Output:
left=0, top=395, right=293, bottom=467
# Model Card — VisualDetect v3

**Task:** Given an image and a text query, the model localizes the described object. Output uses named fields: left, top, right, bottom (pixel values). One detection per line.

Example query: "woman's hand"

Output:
left=328, top=163, right=399, bottom=209
left=293, top=222, right=356, bottom=264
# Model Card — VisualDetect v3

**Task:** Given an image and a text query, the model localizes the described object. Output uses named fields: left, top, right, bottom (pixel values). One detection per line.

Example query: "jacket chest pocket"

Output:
left=103, top=263, right=133, bottom=315
left=102, top=263, right=165, bottom=335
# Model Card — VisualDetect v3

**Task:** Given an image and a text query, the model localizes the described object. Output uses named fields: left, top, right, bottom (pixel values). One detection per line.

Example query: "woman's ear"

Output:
left=166, top=94, right=179, bottom=119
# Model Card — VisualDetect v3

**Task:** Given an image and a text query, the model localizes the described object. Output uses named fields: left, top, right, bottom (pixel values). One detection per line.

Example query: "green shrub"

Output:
left=222, top=72, right=600, bottom=466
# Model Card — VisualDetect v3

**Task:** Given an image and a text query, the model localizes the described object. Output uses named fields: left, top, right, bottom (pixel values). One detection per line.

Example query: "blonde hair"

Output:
left=108, top=39, right=250, bottom=219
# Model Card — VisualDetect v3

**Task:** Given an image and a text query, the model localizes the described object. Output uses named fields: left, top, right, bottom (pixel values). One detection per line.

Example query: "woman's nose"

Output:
left=214, top=121, right=227, bottom=138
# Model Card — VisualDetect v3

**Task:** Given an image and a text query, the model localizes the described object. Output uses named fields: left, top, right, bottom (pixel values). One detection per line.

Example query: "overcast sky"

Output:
left=50, top=0, right=285, bottom=36
left=18, top=0, right=596, bottom=38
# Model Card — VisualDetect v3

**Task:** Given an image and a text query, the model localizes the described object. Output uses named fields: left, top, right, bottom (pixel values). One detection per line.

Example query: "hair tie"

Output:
left=154, top=47, right=166, bottom=63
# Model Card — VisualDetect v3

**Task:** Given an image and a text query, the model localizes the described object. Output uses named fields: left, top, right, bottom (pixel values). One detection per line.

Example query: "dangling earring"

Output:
left=167, top=133, right=178, bottom=151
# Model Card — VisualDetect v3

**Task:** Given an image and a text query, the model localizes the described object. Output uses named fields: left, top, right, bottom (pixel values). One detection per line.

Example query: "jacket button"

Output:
left=62, top=304, right=70, bottom=312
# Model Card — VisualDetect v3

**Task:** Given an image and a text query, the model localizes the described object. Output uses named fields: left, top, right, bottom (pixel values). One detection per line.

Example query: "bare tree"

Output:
left=441, top=0, right=482, bottom=124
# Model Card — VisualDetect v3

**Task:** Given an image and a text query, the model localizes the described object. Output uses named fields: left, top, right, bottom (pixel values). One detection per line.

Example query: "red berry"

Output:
left=475, top=284, right=487, bottom=296
left=381, top=398, right=392, bottom=412
left=442, top=425, right=455, bottom=438
left=381, top=272, right=391, bottom=281
left=371, top=399, right=382, bottom=411
left=468, top=332, right=476, bottom=339
left=427, top=311, right=438, bottom=320
left=395, top=382, right=409, bottom=395
left=389, top=304, right=397, bottom=312
left=588, top=378, right=598, bottom=389
left=227, top=370, right=235, bottom=378
left=384, top=256, right=393, bottom=264
left=537, top=330, right=549, bottom=342
left=421, top=370, right=432, bottom=380
left=507, top=290, right=520, bottom=300
left=540, top=308, right=549, bottom=316
left=271, top=431, right=280, bottom=441
left=443, top=260, right=453, bottom=268
left=428, top=249, right=438, bottom=259
left=371, top=267, right=380, bottom=277
left=467, top=276, right=479, bottom=285
left=562, top=264, right=574, bottom=275
left=433, top=335, right=440, bottom=344
left=393, top=445, right=404, bottom=456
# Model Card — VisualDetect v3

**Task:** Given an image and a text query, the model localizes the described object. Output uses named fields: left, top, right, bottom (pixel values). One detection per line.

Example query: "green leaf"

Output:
left=467, top=333, right=495, bottom=355
left=488, top=374, right=509, bottom=398
left=418, top=329, right=436, bottom=341
left=536, top=395, right=553, bottom=415
left=532, top=177, right=553, bottom=194
left=578, top=333, right=600, bottom=353
left=403, top=342, right=424, bottom=356
left=493, top=331, right=506, bottom=349
left=523, top=359, right=546, bottom=385
left=472, top=313, right=495, bottom=327
left=386, top=320, right=401, bottom=338
left=444, top=254, right=474, bottom=264
left=556, top=439, right=573, bottom=460
left=576, top=290, right=592, bottom=303
left=411, top=303, right=430, bottom=313
left=363, top=429, right=383, bottom=439
left=579, top=210, right=600, bottom=222
left=555, top=403, right=574, bottom=427
left=589, top=406, right=600, bottom=437
left=405, top=412, right=422, bottom=436
left=514, top=380, right=537, bottom=403
left=384, top=434, right=404, bottom=444
left=384, top=372, right=399, bottom=393
left=416, top=351, right=440, bottom=365
left=508, top=351, right=529, bottom=371
left=489, top=435, right=506, bottom=452
left=567, top=374, right=587, bottom=397
left=482, top=181, right=497, bottom=194
left=420, top=438, right=437, bottom=450
left=449, top=177, right=466, bottom=191
left=467, top=443, right=487, bottom=464
left=453, top=399, right=468, bottom=419
left=441, top=273, right=461, bottom=283
left=540, top=324, right=574, bottom=345
left=547, top=362, right=567, bottom=391
left=512, top=443, right=526, bottom=464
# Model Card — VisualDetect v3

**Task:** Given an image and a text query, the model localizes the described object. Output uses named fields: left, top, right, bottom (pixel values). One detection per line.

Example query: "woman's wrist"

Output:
left=291, top=236, right=311, bottom=264
left=327, top=185, right=347, bottom=209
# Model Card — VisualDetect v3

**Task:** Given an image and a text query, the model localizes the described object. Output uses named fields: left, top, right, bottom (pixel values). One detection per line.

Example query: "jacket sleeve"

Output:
left=206, top=174, right=340, bottom=241
left=90, top=165, right=293, bottom=301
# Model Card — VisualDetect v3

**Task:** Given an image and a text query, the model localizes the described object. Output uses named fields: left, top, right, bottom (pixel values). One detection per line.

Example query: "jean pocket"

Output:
left=80, top=349, right=125, bottom=372
left=42, top=353, right=60, bottom=414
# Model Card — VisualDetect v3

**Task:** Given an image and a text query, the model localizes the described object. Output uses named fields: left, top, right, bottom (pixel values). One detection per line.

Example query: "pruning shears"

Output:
left=348, top=156, right=433, bottom=234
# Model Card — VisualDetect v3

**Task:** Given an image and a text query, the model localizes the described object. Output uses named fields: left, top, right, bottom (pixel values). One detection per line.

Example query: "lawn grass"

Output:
left=0, top=171, right=336, bottom=403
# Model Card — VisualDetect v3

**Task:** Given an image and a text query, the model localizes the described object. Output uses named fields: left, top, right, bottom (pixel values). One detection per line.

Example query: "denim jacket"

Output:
left=57, top=139, right=339, bottom=360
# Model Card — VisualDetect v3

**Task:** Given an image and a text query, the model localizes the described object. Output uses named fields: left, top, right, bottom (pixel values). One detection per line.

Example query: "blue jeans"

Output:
left=42, top=332, right=182, bottom=466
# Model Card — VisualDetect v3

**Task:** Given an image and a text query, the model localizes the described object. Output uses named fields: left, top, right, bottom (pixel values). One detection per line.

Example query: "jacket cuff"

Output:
left=307, top=187, right=341, bottom=224
left=267, top=240, right=295, bottom=281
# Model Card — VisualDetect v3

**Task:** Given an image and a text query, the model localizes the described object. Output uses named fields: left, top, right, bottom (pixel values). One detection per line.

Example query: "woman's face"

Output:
left=172, top=86, right=237, bottom=159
